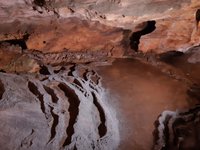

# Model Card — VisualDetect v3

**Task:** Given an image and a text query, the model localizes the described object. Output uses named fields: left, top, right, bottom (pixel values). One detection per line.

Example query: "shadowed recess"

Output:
left=159, top=51, right=184, bottom=64
left=68, top=65, right=76, bottom=76
left=0, top=39, right=27, bottom=50
left=58, top=83, right=80, bottom=147
left=43, top=85, right=59, bottom=103
left=33, top=0, right=46, bottom=7
left=92, top=92, right=107, bottom=138
left=130, top=20, right=156, bottom=51
left=48, top=106, right=59, bottom=142
left=39, top=65, right=51, bottom=75
left=28, top=81, right=45, bottom=114
left=196, top=9, right=200, bottom=30
left=0, top=80, right=5, bottom=99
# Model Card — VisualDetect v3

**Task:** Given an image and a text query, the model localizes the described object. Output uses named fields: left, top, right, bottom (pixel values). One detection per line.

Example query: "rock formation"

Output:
left=0, top=65, right=119, bottom=150
left=153, top=105, right=200, bottom=150
left=0, top=0, right=200, bottom=150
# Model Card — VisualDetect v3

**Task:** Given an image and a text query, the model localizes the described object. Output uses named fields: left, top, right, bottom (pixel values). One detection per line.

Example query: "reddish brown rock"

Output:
left=138, top=0, right=200, bottom=53
left=0, top=43, right=39, bottom=73
left=25, top=18, right=125, bottom=55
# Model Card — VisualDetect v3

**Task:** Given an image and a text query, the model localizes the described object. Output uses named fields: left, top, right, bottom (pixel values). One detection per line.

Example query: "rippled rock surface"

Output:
left=153, top=105, right=200, bottom=150
left=0, top=65, right=119, bottom=150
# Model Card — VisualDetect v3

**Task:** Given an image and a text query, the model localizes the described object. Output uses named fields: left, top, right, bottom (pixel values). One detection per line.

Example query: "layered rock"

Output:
left=139, top=1, right=200, bottom=53
left=1, top=0, right=200, bottom=64
left=153, top=105, right=200, bottom=150
left=0, top=65, right=119, bottom=150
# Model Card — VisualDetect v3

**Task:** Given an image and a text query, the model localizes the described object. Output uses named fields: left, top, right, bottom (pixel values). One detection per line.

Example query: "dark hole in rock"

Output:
left=196, top=9, right=200, bottom=29
left=159, top=51, right=184, bottom=63
left=0, top=39, right=27, bottom=50
left=33, top=0, right=46, bottom=7
left=39, top=65, right=50, bottom=75
left=43, top=41, right=46, bottom=44
left=0, top=70, right=6, bottom=73
left=130, top=20, right=156, bottom=51
left=0, top=80, right=5, bottom=100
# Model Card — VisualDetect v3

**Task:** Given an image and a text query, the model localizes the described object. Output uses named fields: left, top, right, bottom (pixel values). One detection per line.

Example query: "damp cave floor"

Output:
left=98, top=58, right=200, bottom=150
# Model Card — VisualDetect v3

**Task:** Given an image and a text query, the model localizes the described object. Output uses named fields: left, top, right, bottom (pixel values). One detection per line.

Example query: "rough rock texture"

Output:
left=153, top=105, right=200, bottom=150
left=1, top=0, right=200, bottom=64
left=0, top=0, right=200, bottom=150
left=0, top=65, right=119, bottom=150
left=0, top=43, right=39, bottom=73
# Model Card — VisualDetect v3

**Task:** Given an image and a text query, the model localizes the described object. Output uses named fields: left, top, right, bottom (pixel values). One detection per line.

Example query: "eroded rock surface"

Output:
left=0, top=0, right=200, bottom=149
left=1, top=0, right=200, bottom=60
left=0, top=65, right=119, bottom=150
left=153, top=105, right=200, bottom=150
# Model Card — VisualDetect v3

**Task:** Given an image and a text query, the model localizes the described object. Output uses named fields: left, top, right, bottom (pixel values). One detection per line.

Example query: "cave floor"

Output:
left=98, top=58, right=199, bottom=150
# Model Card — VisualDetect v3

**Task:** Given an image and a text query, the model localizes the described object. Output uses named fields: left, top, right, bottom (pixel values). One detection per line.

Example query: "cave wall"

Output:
left=1, top=0, right=200, bottom=54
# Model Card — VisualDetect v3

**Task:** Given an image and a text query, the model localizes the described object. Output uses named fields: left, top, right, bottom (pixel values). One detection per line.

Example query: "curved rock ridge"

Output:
left=0, top=65, right=119, bottom=150
left=153, top=105, right=200, bottom=150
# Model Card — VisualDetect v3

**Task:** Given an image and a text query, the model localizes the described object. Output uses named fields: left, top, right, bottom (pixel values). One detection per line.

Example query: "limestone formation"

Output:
left=153, top=105, right=200, bottom=150
left=0, top=0, right=200, bottom=150
left=0, top=65, right=119, bottom=150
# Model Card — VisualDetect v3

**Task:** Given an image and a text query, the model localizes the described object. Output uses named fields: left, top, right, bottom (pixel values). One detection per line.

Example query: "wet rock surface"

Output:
left=98, top=57, right=200, bottom=150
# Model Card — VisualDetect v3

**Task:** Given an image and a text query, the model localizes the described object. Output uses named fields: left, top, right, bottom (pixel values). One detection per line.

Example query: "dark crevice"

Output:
left=73, top=79, right=83, bottom=89
left=48, top=106, right=59, bottom=142
left=91, top=75, right=100, bottom=85
left=196, top=9, right=200, bottom=30
left=39, top=65, right=51, bottom=75
left=92, top=92, right=107, bottom=138
left=180, top=104, right=200, bottom=116
left=58, top=83, right=80, bottom=147
left=74, top=144, right=77, bottom=150
left=68, top=65, right=76, bottom=76
left=0, top=80, right=5, bottom=100
left=130, top=20, right=156, bottom=51
left=153, top=115, right=171, bottom=150
left=28, top=81, right=45, bottom=114
left=83, top=70, right=89, bottom=81
left=33, top=0, right=46, bottom=7
left=0, top=39, right=27, bottom=50
left=159, top=51, right=184, bottom=64
left=20, top=129, right=34, bottom=148
left=0, top=69, right=6, bottom=73
left=54, top=66, right=65, bottom=74
left=43, top=85, right=59, bottom=103
left=163, top=116, right=170, bottom=150
left=40, top=77, right=49, bottom=81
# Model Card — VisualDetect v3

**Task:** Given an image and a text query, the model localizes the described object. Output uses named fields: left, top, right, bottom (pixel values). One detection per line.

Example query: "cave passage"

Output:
left=130, top=20, right=156, bottom=51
